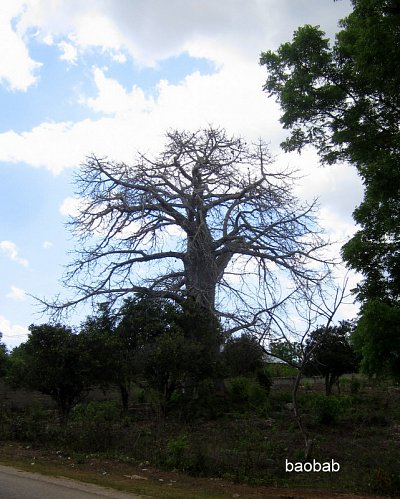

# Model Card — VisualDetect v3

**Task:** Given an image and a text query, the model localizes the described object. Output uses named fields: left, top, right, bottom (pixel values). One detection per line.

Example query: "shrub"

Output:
left=350, top=376, right=361, bottom=394
left=227, top=376, right=269, bottom=413
left=66, top=401, right=122, bottom=452
left=310, top=394, right=351, bottom=425
left=166, top=433, right=189, bottom=469
left=70, top=400, right=120, bottom=424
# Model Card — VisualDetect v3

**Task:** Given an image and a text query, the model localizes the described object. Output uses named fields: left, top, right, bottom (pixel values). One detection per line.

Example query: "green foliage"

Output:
left=353, top=300, right=400, bottom=381
left=310, top=394, right=351, bottom=425
left=7, top=324, right=94, bottom=423
left=255, top=367, right=273, bottom=395
left=0, top=405, right=50, bottom=443
left=304, top=321, right=359, bottom=395
left=350, top=376, right=361, bottom=394
left=266, top=362, right=298, bottom=377
left=261, top=0, right=400, bottom=309
left=0, top=333, right=8, bottom=378
left=67, top=401, right=122, bottom=452
left=223, top=333, right=265, bottom=377
left=227, top=376, right=269, bottom=413
left=70, top=401, right=121, bottom=424
left=166, top=433, right=189, bottom=469
left=269, top=340, right=302, bottom=366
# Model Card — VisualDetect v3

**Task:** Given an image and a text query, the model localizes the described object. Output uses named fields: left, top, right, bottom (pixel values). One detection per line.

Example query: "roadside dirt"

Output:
left=0, top=442, right=383, bottom=498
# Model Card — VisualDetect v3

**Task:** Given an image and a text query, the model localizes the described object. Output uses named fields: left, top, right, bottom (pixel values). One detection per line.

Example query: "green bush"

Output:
left=65, top=401, right=122, bottom=452
left=0, top=405, right=51, bottom=443
left=256, top=367, right=273, bottom=395
left=350, top=376, right=361, bottom=394
left=266, top=363, right=298, bottom=377
left=70, top=400, right=120, bottom=424
left=166, top=433, right=189, bottom=469
left=227, top=376, right=269, bottom=413
left=310, top=394, right=351, bottom=425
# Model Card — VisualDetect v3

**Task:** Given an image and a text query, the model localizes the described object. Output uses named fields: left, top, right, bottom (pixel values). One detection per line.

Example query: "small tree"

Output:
left=8, top=324, right=93, bottom=424
left=269, top=339, right=302, bottom=366
left=223, top=333, right=265, bottom=377
left=304, top=321, right=359, bottom=395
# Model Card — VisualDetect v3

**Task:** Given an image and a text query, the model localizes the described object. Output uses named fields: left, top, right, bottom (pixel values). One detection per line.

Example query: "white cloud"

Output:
left=15, top=0, right=352, bottom=68
left=42, top=240, right=53, bottom=249
left=112, top=52, right=127, bottom=64
left=57, top=39, right=78, bottom=64
left=6, top=285, right=26, bottom=301
left=0, top=0, right=41, bottom=91
left=0, top=240, right=29, bottom=267
left=59, top=196, right=83, bottom=217
left=85, top=67, right=153, bottom=115
left=0, top=59, right=283, bottom=173
left=0, top=315, right=29, bottom=349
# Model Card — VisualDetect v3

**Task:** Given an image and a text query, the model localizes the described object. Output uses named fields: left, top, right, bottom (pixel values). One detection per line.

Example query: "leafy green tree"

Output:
left=81, top=296, right=181, bottom=411
left=304, top=321, right=359, bottom=395
left=80, top=303, right=126, bottom=407
left=260, top=0, right=400, bottom=380
left=8, top=324, right=93, bottom=423
left=139, top=299, right=222, bottom=411
left=117, top=295, right=182, bottom=408
left=260, top=0, right=400, bottom=305
left=269, top=339, right=303, bottom=367
left=223, top=333, right=265, bottom=377
left=353, top=301, right=400, bottom=381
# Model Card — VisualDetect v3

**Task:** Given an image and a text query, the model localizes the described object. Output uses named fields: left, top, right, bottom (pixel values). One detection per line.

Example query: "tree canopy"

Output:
left=260, top=0, right=400, bottom=380
left=260, top=0, right=400, bottom=306
left=8, top=324, right=94, bottom=423
left=304, top=321, right=359, bottom=395
left=352, top=300, right=400, bottom=381
left=46, top=127, right=330, bottom=337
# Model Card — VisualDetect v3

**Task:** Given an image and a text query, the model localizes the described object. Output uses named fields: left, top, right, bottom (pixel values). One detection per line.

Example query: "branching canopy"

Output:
left=46, top=127, right=331, bottom=334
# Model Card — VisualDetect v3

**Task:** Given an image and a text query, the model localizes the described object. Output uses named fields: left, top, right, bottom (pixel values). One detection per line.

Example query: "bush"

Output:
left=227, top=376, right=269, bottom=413
left=70, top=400, right=120, bottom=424
left=350, top=376, right=361, bottom=394
left=310, top=394, right=351, bottom=425
left=256, top=367, right=273, bottom=395
left=0, top=405, right=52, bottom=443
left=66, top=401, right=122, bottom=452
left=166, top=433, right=189, bottom=469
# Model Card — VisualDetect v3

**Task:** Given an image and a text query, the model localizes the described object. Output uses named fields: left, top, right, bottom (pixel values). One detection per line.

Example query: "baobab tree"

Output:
left=46, top=127, right=331, bottom=336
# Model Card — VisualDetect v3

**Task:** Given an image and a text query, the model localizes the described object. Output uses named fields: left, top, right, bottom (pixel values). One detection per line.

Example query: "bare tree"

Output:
left=259, top=278, right=350, bottom=460
left=45, top=127, right=331, bottom=335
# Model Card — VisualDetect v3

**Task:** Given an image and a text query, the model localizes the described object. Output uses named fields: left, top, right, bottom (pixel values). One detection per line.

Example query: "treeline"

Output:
left=0, top=296, right=362, bottom=425
left=1, top=297, right=273, bottom=423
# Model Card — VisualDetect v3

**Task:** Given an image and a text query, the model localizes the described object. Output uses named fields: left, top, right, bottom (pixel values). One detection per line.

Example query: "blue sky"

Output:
left=0, top=0, right=362, bottom=349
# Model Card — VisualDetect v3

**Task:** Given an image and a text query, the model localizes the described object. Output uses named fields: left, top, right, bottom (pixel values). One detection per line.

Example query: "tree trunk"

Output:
left=119, top=384, right=129, bottom=413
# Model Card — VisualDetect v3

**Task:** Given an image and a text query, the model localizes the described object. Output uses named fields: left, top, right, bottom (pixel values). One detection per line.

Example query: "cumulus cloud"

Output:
left=59, top=196, right=84, bottom=217
left=16, top=0, right=352, bottom=67
left=0, top=0, right=41, bottom=91
left=0, top=315, right=29, bottom=349
left=6, top=285, right=26, bottom=301
left=57, top=39, right=78, bottom=64
left=0, top=60, right=284, bottom=173
left=0, top=0, right=353, bottom=173
left=42, top=240, right=53, bottom=249
left=0, top=241, right=29, bottom=267
left=85, top=67, right=153, bottom=115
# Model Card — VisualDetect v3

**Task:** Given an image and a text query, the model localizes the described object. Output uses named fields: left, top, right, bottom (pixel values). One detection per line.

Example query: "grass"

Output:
left=1, top=377, right=399, bottom=497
